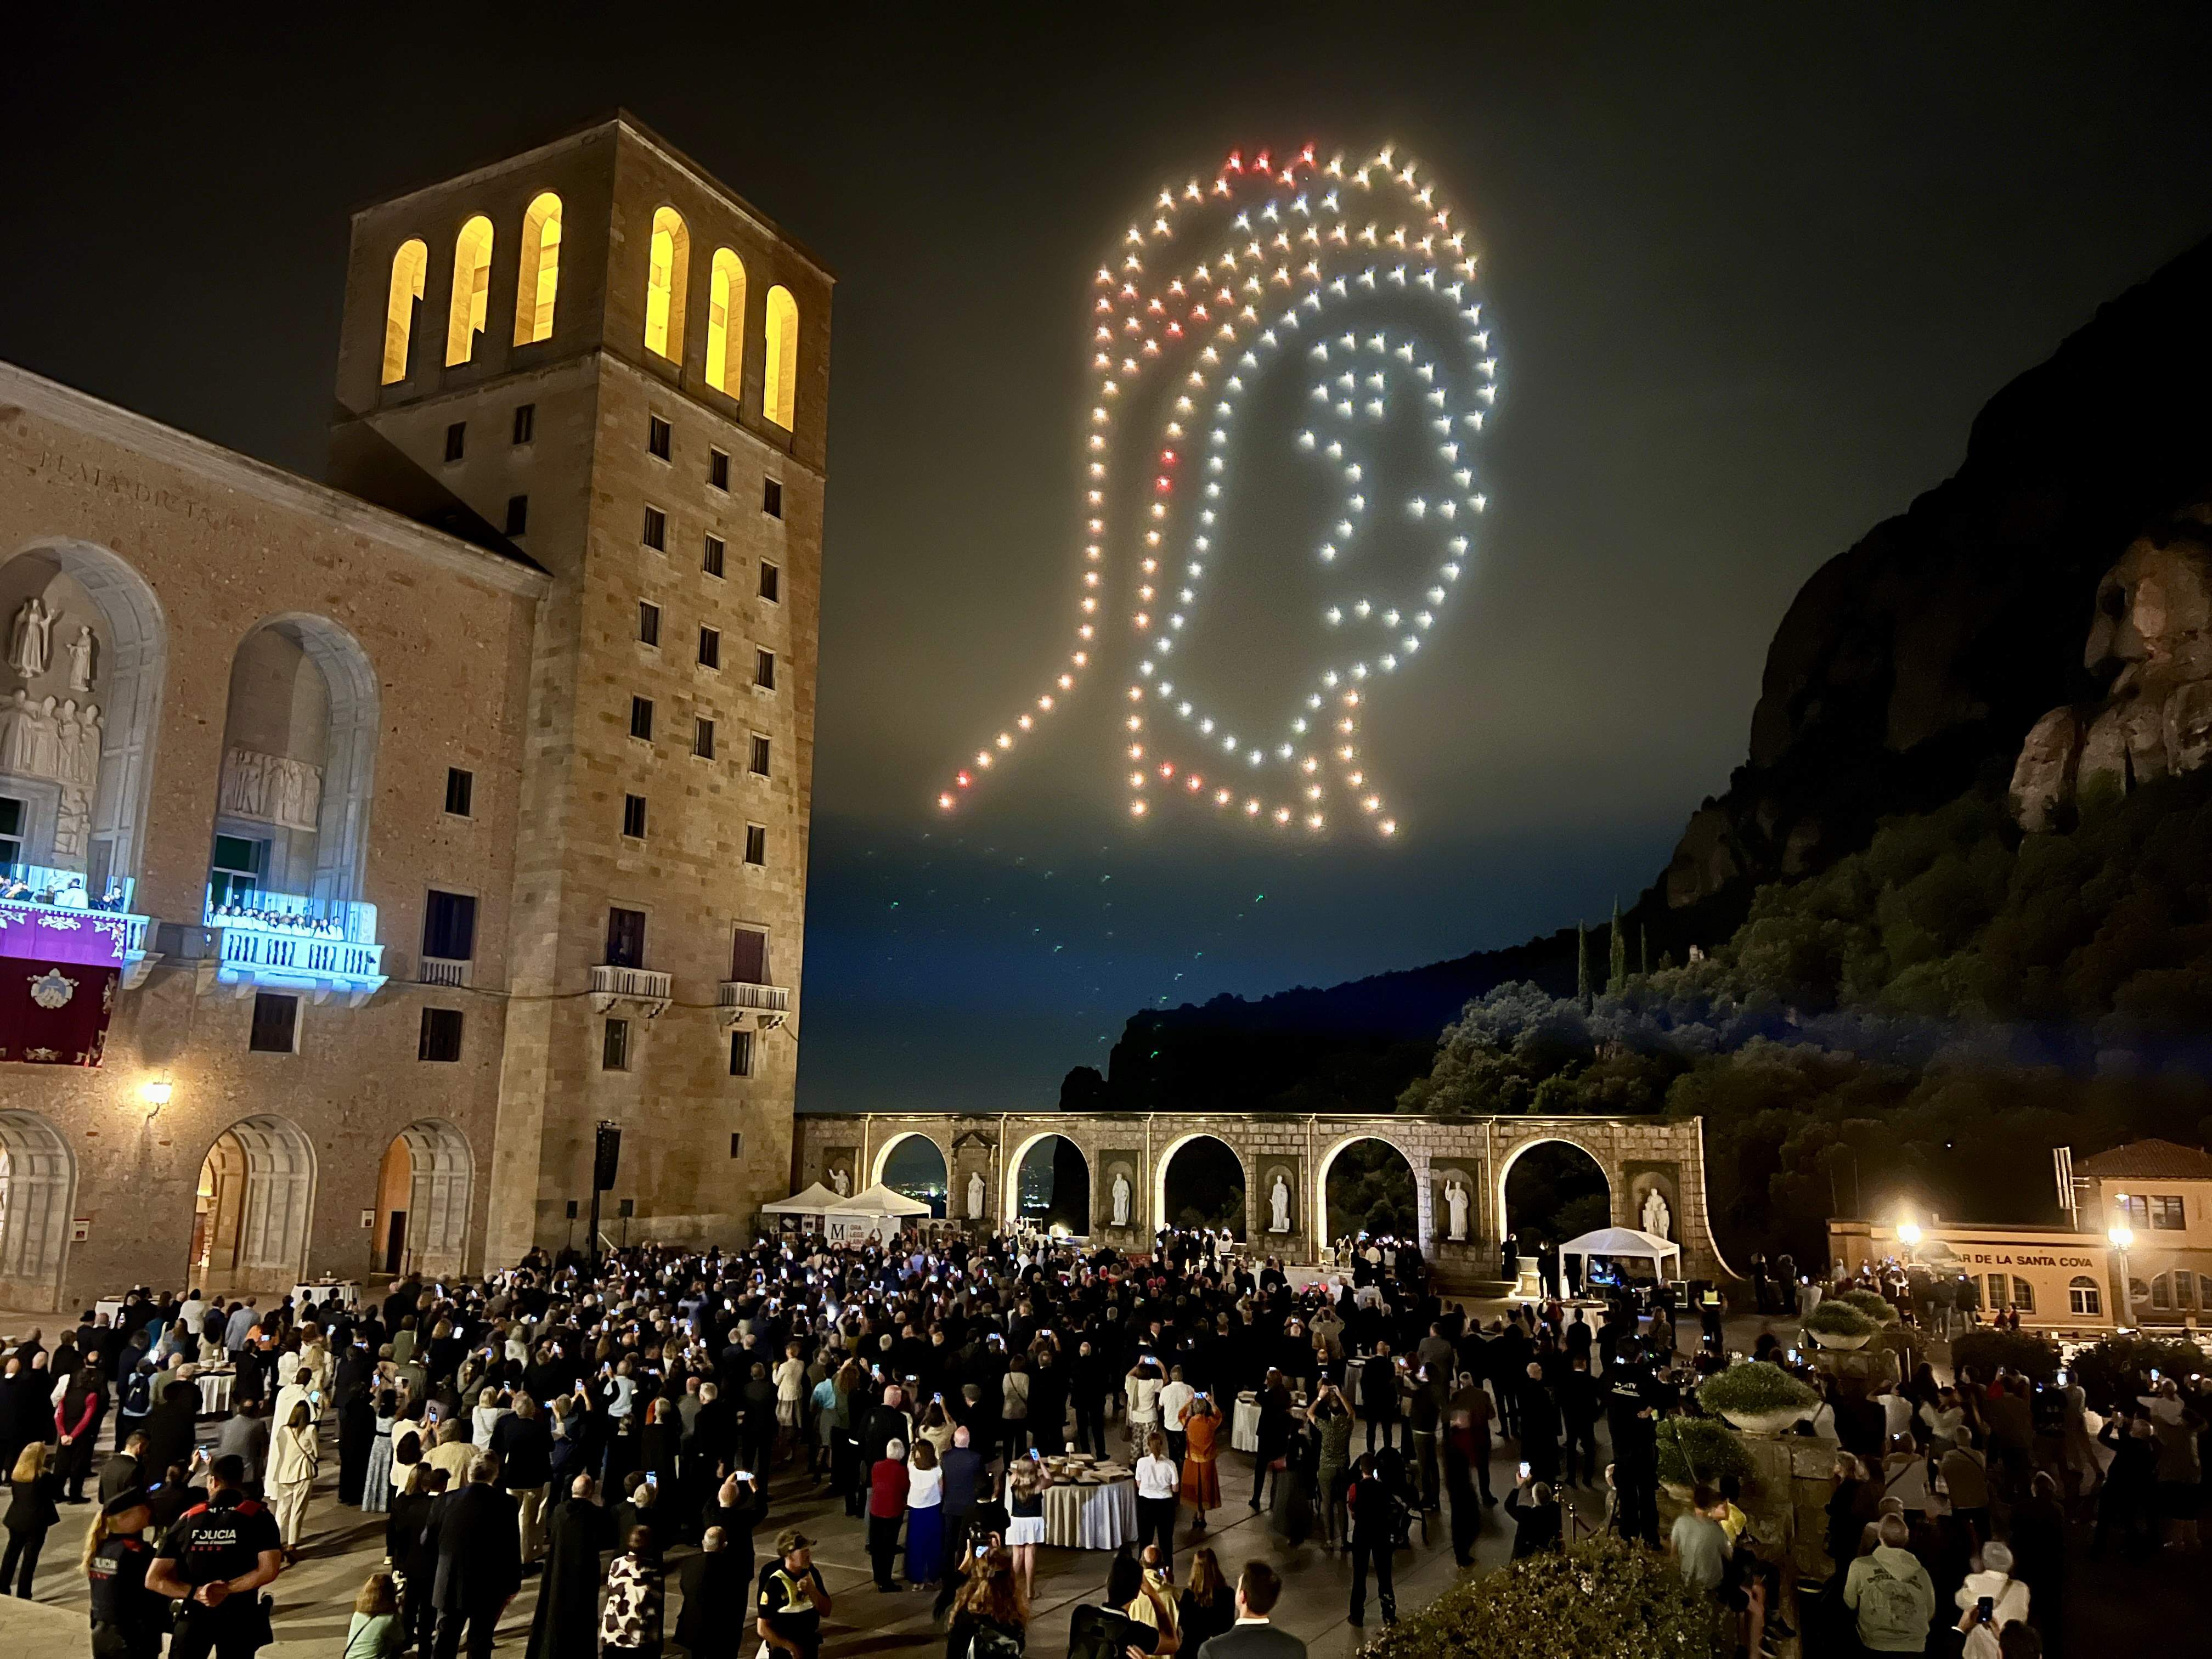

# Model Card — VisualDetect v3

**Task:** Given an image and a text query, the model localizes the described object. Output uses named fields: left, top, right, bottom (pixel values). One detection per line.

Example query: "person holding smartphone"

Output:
left=1954, top=1541, right=2029, bottom=1659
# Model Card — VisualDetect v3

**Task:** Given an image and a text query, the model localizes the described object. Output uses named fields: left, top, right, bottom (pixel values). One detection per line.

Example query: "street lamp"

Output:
left=1896, top=1218, right=1922, bottom=1263
left=2108, top=1222, right=2135, bottom=1329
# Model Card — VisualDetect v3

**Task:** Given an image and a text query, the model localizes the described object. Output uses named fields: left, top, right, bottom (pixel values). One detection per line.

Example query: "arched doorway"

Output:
left=0, top=540, right=166, bottom=894
left=1006, top=1133, right=1091, bottom=1234
left=1316, top=1136, right=1417, bottom=1249
left=192, top=1115, right=315, bottom=1294
left=0, top=1111, right=74, bottom=1310
left=1499, top=1138, right=1611, bottom=1293
left=1156, top=1133, right=1247, bottom=1239
left=374, top=1120, right=473, bottom=1279
left=874, top=1132, right=949, bottom=1218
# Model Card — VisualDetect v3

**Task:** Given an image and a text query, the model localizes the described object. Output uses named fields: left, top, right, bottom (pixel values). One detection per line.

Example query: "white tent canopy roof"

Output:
left=761, top=1182, right=842, bottom=1214
left=833, top=1182, right=933, bottom=1217
left=1559, top=1226, right=1681, bottom=1263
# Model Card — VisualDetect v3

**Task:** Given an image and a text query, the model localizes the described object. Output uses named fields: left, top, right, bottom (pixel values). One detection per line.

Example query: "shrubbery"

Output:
left=1361, top=1536, right=1729, bottom=1659
left=1803, top=1300, right=1880, bottom=1338
left=1948, top=1328, right=2059, bottom=1385
left=2068, top=1333, right=2209, bottom=1408
left=1655, top=1415, right=1754, bottom=1489
left=1837, top=1289, right=1900, bottom=1324
left=1697, top=1360, right=1821, bottom=1418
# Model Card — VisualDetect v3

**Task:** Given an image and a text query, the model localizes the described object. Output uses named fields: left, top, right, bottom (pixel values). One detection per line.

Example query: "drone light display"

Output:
left=939, top=144, right=1496, bottom=838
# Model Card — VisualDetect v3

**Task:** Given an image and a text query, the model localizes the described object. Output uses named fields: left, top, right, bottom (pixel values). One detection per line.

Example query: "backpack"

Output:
left=122, top=1370, right=153, bottom=1417
left=1855, top=1559, right=1926, bottom=1648
left=968, top=1624, right=1023, bottom=1659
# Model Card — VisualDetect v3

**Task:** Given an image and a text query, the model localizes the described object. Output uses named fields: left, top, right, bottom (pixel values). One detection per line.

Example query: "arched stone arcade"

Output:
left=795, top=1111, right=1725, bottom=1283
left=0, top=1110, right=75, bottom=1310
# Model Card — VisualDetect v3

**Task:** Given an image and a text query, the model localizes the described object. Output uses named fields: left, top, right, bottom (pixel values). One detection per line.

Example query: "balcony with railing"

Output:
left=417, top=956, right=470, bottom=988
left=198, top=888, right=387, bottom=1006
left=0, top=865, right=159, bottom=988
left=590, top=963, right=673, bottom=1017
left=718, top=977, right=792, bottom=1029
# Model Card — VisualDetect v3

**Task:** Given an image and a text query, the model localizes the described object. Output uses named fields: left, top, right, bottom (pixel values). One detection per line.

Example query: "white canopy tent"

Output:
left=761, top=1182, right=842, bottom=1216
left=823, top=1181, right=932, bottom=1242
left=1559, top=1226, right=1682, bottom=1283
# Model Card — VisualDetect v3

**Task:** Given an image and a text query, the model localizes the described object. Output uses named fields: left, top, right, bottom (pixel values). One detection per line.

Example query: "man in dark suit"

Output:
left=425, top=1455, right=521, bottom=1659
left=1195, top=1561, right=1307, bottom=1659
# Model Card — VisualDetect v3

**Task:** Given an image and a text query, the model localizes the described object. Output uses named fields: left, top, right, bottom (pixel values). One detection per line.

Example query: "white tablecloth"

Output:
left=292, top=1281, right=360, bottom=1310
left=95, top=1299, right=126, bottom=1327
left=194, top=1370, right=234, bottom=1417
left=1231, top=1398, right=1262, bottom=1453
left=1042, top=1478, right=1138, bottom=1549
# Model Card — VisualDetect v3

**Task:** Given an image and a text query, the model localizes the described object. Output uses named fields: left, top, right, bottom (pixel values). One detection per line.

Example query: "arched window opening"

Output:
left=192, top=1115, right=315, bottom=1294
left=1008, top=1134, right=1091, bottom=1235
left=376, top=1119, right=474, bottom=1277
left=706, top=248, right=747, bottom=396
left=645, top=207, right=690, bottom=362
left=1156, top=1133, right=1246, bottom=1240
left=445, top=215, right=495, bottom=367
left=382, top=239, right=428, bottom=384
left=1500, top=1139, right=1612, bottom=1295
left=877, top=1133, right=947, bottom=1218
left=514, top=193, right=563, bottom=346
left=0, top=1111, right=74, bottom=1310
left=1319, top=1137, right=1417, bottom=1250
left=2068, top=1275, right=2101, bottom=1317
left=763, top=285, right=799, bottom=427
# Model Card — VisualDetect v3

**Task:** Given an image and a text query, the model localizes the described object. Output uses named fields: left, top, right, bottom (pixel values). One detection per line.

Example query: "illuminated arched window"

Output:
left=645, top=207, right=690, bottom=362
left=446, top=215, right=495, bottom=366
left=381, top=239, right=428, bottom=384
left=706, top=249, right=747, bottom=396
left=764, top=285, right=800, bottom=428
left=514, top=192, right=563, bottom=346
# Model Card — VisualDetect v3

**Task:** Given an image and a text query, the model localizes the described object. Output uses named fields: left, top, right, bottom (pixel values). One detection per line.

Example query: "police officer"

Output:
left=87, top=1488, right=167, bottom=1659
left=755, top=1526, right=831, bottom=1659
left=1602, top=1339, right=1661, bottom=1546
left=146, top=1454, right=284, bottom=1659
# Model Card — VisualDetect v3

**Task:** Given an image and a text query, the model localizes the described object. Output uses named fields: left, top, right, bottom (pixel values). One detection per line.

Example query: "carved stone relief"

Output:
left=219, top=745, right=324, bottom=833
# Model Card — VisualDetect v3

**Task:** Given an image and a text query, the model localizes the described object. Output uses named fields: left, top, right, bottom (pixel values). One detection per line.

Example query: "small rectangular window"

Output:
left=418, top=1007, right=464, bottom=1062
left=2152, top=1195, right=2187, bottom=1229
left=703, top=535, right=725, bottom=578
left=0, top=797, right=23, bottom=866
left=648, top=415, right=672, bottom=460
left=744, top=824, right=766, bottom=866
left=249, top=992, right=299, bottom=1053
left=749, top=735, right=771, bottom=777
left=763, top=477, right=784, bottom=518
left=2117, top=1194, right=2149, bottom=1231
left=637, top=601, right=661, bottom=646
left=754, top=648, right=776, bottom=691
left=444, top=767, right=473, bottom=818
left=602, top=1018, right=631, bottom=1071
left=443, top=422, right=466, bottom=463
left=759, top=561, right=781, bottom=603
left=730, top=1029, right=755, bottom=1077
left=642, top=505, right=667, bottom=550
left=605, top=906, right=647, bottom=967
left=512, top=404, right=535, bottom=444
left=698, top=626, right=721, bottom=669
left=709, top=449, right=730, bottom=490
left=730, top=1131, right=744, bottom=1159
left=630, top=696, right=654, bottom=742
left=622, top=793, right=648, bottom=839
left=421, top=889, right=478, bottom=961
left=693, top=716, right=716, bottom=759
left=504, top=494, right=528, bottom=535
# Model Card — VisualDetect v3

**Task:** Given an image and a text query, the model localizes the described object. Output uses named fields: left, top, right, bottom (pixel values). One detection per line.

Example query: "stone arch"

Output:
left=212, top=613, right=380, bottom=916
left=1003, top=1131, right=1092, bottom=1233
left=0, top=1111, right=74, bottom=1310
left=376, top=1118, right=474, bottom=1279
left=871, top=1128, right=950, bottom=1215
left=1494, top=1132, right=1613, bottom=1242
left=1313, top=1132, right=1418, bottom=1248
left=0, top=539, right=167, bottom=893
left=1155, top=1131, right=1249, bottom=1239
left=193, top=1114, right=316, bottom=1294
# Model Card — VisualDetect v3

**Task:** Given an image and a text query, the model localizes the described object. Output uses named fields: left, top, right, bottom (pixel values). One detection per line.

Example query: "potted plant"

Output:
left=1803, top=1300, right=1880, bottom=1350
left=1696, top=1361, right=1821, bottom=1435
left=1362, top=1537, right=1729, bottom=1659
left=1654, top=1415, right=1753, bottom=1498
left=1836, top=1289, right=1899, bottom=1325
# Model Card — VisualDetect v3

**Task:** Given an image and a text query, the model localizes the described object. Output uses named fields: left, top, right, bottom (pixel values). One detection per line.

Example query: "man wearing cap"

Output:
left=756, top=1526, right=831, bottom=1659
left=146, top=1453, right=284, bottom=1659
left=88, top=1488, right=167, bottom=1659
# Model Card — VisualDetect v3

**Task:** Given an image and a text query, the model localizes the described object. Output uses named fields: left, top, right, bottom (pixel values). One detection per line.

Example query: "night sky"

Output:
left=7, top=11, right=2211, bottom=1113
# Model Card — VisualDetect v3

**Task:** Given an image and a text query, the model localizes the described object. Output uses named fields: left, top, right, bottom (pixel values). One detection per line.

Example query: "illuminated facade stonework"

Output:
left=0, top=116, right=828, bottom=1308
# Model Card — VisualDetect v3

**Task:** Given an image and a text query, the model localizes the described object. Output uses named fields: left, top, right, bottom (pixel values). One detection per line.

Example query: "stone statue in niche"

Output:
left=1641, top=1187, right=1673, bottom=1242
left=829, top=1164, right=850, bottom=1197
left=1268, top=1173, right=1293, bottom=1233
left=219, top=745, right=324, bottom=833
left=1444, top=1178, right=1470, bottom=1242
left=967, top=1171, right=986, bottom=1220
left=1110, top=1172, right=1131, bottom=1228
left=67, top=626, right=94, bottom=693
left=8, top=598, right=55, bottom=680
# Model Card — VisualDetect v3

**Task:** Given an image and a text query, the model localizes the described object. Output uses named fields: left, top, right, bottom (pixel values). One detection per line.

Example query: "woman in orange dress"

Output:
left=1180, top=1394, right=1222, bottom=1531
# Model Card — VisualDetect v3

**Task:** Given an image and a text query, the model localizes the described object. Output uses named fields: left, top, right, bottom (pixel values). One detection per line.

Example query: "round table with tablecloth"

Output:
left=94, top=1297, right=127, bottom=1327
left=193, top=1368, right=234, bottom=1417
left=292, top=1280, right=360, bottom=1311
left=1042, top=1477, right=1138, bottom=1549
left=1231, top=1397, right=1262, bottom=1453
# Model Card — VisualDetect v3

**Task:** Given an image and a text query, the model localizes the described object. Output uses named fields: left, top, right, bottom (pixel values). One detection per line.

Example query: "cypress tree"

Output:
left=1576, top=920, right=1592, bottom=1011
left=1607, top=899, right=1627, bottom=995
left=1640, top=925, right=1649, bottom=978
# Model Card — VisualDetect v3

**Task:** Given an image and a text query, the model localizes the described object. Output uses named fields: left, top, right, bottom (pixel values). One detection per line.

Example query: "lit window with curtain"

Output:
left=707, top=248, right=746, bottom=394
left=645, top=206, right=690, bottom=360
left=514, top=191, right=563, bottom=345
left=764, top=285, right=799, bottom=427
left=382, top=239, right=428, bottom=383
left=447, top=215, right=495, bottom=365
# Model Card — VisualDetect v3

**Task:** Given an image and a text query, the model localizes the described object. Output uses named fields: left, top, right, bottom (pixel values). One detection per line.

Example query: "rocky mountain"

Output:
left=1081, top=231, right=2212, bottom=1115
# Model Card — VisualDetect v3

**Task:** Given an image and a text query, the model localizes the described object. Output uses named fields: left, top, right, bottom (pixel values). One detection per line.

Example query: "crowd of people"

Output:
left=0, top=1223, right=2198, bottom=1658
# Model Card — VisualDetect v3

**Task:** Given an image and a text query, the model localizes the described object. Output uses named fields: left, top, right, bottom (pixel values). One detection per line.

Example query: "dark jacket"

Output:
left=491, top=1410, right=554, bottom=1489
left=674, top=1547, right=748, bottom=1658
left=427, top=1481, right=522, bottom=1610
